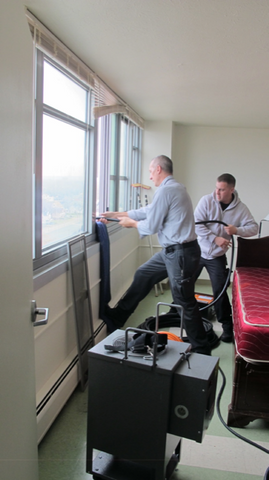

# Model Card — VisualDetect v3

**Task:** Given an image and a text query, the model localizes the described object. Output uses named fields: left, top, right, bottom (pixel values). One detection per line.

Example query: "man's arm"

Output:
left=230, top=205, right=259, bottom=237
left=134, top=188, right=169, bottom=237
left=194, top=196, right=232, bottom=251
left=222, top=207, right=258, bottom=238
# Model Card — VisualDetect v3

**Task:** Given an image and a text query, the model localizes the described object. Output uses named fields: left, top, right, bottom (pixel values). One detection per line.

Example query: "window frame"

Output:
left=96, top=114, right=142, bottom=217
left=33, top=50, right=95, bottom=270
left=32, top=47, right=142, bottom=273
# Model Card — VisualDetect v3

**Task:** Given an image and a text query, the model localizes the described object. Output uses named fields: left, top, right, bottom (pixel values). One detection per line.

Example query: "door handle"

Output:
left=31, top=300, right=49, bottom=327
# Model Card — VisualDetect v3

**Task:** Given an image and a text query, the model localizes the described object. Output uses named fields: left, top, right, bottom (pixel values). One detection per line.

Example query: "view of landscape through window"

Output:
left=42, top=61, right=88, bottom=249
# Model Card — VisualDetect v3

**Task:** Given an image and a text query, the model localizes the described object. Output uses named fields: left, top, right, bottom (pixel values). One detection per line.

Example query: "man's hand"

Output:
left=224, top=224, right=237, bottom=235
left=119, top=217, right=138, bottom=229
left=215, top=236, right=232, bottom=249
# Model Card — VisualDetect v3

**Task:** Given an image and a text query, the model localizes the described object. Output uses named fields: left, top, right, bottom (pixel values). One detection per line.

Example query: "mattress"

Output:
left=232, top=267, right=269, bottom=363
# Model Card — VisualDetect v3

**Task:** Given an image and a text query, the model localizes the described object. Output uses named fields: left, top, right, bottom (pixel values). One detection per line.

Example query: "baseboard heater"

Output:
left=36, top=322, right=105, bottom=444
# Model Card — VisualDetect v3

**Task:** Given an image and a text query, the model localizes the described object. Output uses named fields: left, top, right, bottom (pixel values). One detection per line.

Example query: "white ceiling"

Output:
left=25, top=0, right=269, bottom=128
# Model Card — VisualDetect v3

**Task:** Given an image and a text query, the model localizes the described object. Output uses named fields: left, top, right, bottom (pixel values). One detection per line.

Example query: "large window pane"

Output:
left=42, top=115, right=86, bottom=249
left=44, top=60, right=87, bottom=122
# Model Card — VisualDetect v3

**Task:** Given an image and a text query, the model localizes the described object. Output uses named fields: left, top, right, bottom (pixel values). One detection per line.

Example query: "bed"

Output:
left=227, top=236, right=269, bottom=427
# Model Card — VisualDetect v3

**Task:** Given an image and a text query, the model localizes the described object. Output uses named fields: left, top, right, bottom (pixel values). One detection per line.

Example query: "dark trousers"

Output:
left=109, top=240, right=208, bottom=351
left=194, top=254, right=232, bottom=326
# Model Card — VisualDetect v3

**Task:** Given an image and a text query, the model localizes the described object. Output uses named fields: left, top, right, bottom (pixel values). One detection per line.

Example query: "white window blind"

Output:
left=26, top=10, right=144, bottom=129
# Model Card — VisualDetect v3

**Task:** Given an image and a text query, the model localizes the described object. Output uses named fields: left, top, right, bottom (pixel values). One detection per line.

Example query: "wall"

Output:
left=0, top=2, right=39, bottom=479
left=173, top=124, right=269, bottom=278
left=142, top=120, right=173, bottom=188
left=143, top=121, right=269, bottom=226
left=172, top=124, right=269, bottom=227
left=33, top=227, right=139, bottom=442
left=142, top=122, right=269, bottom=280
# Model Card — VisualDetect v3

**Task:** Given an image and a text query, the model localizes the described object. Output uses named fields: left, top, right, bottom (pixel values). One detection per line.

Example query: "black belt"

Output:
left=165, top=239, right=197, bottom=253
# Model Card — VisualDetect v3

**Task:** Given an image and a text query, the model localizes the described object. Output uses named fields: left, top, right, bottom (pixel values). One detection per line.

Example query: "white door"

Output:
left=0, top=2, right=39, bottom=479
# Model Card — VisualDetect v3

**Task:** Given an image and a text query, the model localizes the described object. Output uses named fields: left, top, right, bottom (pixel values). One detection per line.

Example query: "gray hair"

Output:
left=152, top=155, right=173, bottom=174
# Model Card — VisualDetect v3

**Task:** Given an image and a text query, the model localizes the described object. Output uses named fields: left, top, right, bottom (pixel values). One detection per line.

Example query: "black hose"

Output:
left=217, top=366, right=269, bottom=458
left=195, top=220, right=235, bottom=311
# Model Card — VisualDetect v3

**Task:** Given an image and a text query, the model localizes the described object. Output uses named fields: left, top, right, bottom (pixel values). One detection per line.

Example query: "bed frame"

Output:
left=227, top=236, right=269, bottom=427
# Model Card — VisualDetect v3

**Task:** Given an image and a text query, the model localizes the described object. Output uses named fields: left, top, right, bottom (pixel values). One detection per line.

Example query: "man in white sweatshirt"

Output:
left=194, top=173, right=258, bottom=343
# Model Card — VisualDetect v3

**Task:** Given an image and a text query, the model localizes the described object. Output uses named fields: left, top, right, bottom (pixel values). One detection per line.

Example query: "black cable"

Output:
left=217, top=366, right=269, bottom=455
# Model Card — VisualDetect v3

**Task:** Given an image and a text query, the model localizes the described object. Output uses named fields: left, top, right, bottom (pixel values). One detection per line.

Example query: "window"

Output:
left=96, top=115, right=142, bottom=215
left=34, top=52, right=94, bottom=268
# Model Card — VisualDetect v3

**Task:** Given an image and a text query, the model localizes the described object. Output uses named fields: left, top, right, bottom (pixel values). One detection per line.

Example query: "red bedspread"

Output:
left=232, top=267, right=269, bottom=362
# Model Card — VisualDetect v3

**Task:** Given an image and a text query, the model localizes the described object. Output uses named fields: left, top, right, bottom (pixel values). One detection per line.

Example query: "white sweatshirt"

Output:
left=194, top=190, right=258, bottom=259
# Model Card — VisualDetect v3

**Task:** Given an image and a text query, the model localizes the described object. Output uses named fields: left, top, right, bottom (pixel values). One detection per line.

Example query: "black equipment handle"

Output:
left=124, top=327, right=159, bottom=367
left=95, top=216, right=120, bottom=222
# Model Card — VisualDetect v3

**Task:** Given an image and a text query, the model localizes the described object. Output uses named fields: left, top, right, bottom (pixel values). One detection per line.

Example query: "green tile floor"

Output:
left=38, top=283, right=269, bottom=480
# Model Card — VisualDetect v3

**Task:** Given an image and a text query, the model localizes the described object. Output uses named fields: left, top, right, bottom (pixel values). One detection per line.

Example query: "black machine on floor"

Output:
left=86, top=304, right=219, bottom=480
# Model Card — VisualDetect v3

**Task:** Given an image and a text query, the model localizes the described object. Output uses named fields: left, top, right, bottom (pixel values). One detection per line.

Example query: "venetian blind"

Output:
left=26, top=10, right=144, bottom=129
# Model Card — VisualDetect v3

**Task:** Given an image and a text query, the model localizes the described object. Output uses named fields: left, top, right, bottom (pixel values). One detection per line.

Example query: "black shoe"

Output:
left=104, top=304, right=117, bottom=319
left=220, top=321, right=234, bottom=343
left=220, top=331, right=234, bottom=343
left=105, top=305, right=127, bottom=328
left=101, top=314, right=118, bottom=334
